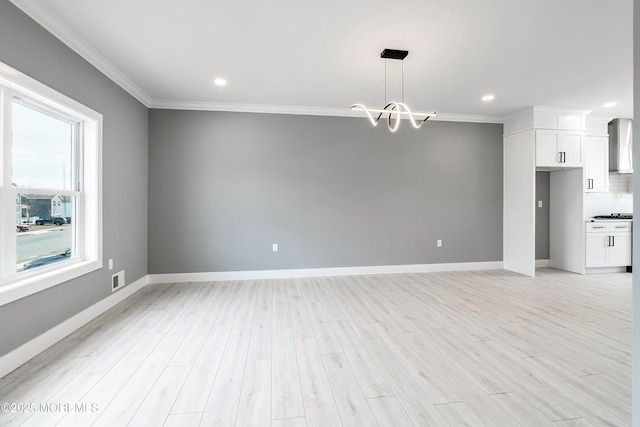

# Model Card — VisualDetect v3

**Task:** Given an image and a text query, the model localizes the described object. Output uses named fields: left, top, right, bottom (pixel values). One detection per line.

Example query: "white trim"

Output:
left=0, top=275, right=148, bottom=379
left=147, top=261, right=504, bottom=284
left=0, top=61, right=103, bottom=305
left=0, top=260, right=101, bottom=307
left=535, top=259, right=551, bottom=268
left=8, top=1, right=504, bottom=124
left=7, top=0, right=152, bottom=107
left=150, top=100, right=503, bottom=124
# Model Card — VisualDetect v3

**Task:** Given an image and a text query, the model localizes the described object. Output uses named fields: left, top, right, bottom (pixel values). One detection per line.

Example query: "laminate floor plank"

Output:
left=293, top=337, right=341, bottom=427
left=271, top=416, right=307, bottom=427
left=199, top=332, right=251, bottom=426
left=366, top=395, right=414, bottom=427
left=54, top=332, right=166, bottom=426
left=299, top=279, right=343, bottom=355
left=0, top=356, right=96, bottom=426
left=271, top=327, right=305, bottom=419
left=330, top=319, right=393, bottom=398
left=166, top=282, right=232, bottom=367
left=164, top=412, right=203, bottom=427
left=554, top=418, right=597, bottom=427
left=362, top=337, right=450, bottom=426
left=0, top=269, right=630, bottom=427
left=247, top=281, right=273, bottom=361
left=170, top=326, right=234, bottom=414
left=128, top=364, right=191, bottom=427
left=236, top=358, right=271, bottom=427
left=489, top=391, right=556, bottom=426
left=19, top=371, right=105, bottom=427
left=321, top=352, right=378, bottom=427
left=287, top=280, right=315, bottom=339
left=435, top=401, right=487, bottom=426
left=91, top=350, right=174, bottom=427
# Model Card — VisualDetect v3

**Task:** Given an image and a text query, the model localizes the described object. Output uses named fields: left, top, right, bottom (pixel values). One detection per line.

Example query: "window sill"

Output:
left=0, top=259, right=102, bottom=307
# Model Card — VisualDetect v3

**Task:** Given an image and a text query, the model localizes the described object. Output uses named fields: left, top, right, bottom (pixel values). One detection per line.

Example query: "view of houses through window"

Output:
left=0, top=61, right=102, bottom=303
left=12, top=101, right=77, bottom=272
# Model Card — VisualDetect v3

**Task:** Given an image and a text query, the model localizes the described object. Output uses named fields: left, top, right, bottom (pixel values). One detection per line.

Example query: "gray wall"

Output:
left=0, top=1, right=148, bottom=356
left=149, top=110, right=503, bottom=273
left=535, top=171, right=550, bottom=259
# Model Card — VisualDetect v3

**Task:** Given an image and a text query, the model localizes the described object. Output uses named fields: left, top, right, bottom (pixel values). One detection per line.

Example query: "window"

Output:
left=0, top=62, right=102, bottom=305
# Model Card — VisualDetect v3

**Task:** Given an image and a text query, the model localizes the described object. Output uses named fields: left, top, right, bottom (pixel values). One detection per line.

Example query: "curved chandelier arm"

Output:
left=384, top=102, right=401, bottom=133
left=351, top=103, right=436, bottom=132
left=394, top=102, right=433, bottom=129
left=350, top=104, right=378, bottom=127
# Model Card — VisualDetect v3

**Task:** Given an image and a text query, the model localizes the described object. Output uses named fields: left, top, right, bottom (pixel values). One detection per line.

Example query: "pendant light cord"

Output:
left=384, top=59, right=387, bottom=105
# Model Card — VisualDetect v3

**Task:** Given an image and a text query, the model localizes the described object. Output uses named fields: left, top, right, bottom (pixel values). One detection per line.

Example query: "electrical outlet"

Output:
left=538, top=200, right=543, bottom=208
left=437, top=239, right=442, bottom=247
left=111, top=270, right=125, bottom=292
left=108, top=258, right=113, bottom=270
left=272, top=243, right=278, bottom=252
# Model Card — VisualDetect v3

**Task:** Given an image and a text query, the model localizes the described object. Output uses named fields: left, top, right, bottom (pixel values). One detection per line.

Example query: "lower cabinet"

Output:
left=585, top=222, right=632, bottom=268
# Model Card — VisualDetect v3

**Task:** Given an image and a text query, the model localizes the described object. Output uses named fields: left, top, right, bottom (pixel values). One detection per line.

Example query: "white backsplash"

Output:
left=584, top=173, right=633, bottom=218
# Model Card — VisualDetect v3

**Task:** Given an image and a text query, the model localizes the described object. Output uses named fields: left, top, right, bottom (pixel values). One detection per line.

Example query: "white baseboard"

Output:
left=147, top=261, right=504, bottom=284
left=535, top=259, right=551, bottom=268
left=0, top=275, right=148, bottom=379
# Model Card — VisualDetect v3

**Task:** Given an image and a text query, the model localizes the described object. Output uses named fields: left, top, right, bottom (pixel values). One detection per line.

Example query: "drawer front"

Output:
left=610, top=222, right=632, bottom=232
left=586, top=223, right=609, bottom=232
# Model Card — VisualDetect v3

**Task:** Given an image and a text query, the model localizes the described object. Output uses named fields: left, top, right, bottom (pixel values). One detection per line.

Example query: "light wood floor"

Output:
left=0, top=268, right=631, bottom=426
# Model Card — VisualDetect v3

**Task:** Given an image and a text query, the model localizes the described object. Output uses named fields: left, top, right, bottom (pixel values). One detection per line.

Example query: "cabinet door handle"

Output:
left=615, top=225, right=626, bottom=229
left=562, top=152, right=566, bottom=163
left=590, top=179, right=594, bottom=189
left=593, top=226, right=606, bottom=229
left=612, top=236, right=615, bottom=247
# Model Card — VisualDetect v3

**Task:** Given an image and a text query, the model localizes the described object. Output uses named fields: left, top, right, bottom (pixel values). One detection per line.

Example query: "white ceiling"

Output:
left=10, top=0, right=633, bottom=122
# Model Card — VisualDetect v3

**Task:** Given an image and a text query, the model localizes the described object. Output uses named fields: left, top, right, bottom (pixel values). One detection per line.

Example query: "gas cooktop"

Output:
left=592, top=213, right=633, bottom=220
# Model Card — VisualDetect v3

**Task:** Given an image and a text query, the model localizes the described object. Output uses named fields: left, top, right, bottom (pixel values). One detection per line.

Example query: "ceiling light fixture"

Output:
left=603, top=101, right=617, bottom=108
left=482, top=94, right=495, bottom=102
left=214, top=78, right=227, bottom=87
left=351, top=49, right=436, bottom=132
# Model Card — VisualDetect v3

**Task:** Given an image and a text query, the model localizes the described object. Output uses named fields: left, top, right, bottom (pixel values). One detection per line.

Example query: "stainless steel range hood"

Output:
left=608, top=118, right=633, bottom=173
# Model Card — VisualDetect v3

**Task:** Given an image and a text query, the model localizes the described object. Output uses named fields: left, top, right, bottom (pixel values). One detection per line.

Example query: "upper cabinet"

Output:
left=535, top=129, right=584, bottom=167
left=584, top=118, right=609, bottom=193
left=504, top=107, right=587, bottom=171
left=585, top=136, right=609, bottom=192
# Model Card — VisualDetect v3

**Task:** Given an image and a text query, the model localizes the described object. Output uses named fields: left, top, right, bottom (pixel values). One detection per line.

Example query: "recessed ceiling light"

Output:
left=603, top=101, right=617, bottom=108
left=214, top=78, right=227, bottom=87
left=482, top=94, right=495, bottom=102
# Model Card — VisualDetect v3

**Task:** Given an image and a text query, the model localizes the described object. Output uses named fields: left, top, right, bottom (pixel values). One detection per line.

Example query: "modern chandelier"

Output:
left=351, top=49, right=436, bottom=132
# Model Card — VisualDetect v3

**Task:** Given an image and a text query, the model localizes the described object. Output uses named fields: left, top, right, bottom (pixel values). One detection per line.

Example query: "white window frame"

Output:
left=0, top=61, right=102, bottom=306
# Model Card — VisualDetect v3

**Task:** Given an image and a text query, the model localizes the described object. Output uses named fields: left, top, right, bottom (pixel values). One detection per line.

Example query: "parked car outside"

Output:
left=16, top=224, right=30, bottom=232
left=23, top=249, right=71, bottom=269
left=35, top=217, right=67, bottom=226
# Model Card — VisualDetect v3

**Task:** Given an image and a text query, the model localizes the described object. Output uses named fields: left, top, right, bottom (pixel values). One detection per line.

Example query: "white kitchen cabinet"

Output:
left=609, top=232, right=632, bottom=265
left=536, top=129, right=584, bottom=168
left=584, top=136, right=609, bottom=192
left=585, top=221, right=632, bottom=268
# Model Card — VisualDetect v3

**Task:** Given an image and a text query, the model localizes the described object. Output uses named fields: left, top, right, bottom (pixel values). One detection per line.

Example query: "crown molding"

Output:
left=9, top=1, right=503, bottom=124
left=9, top=0, right=152, bottom=107
left=150, top=100, right=503, bottom=124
